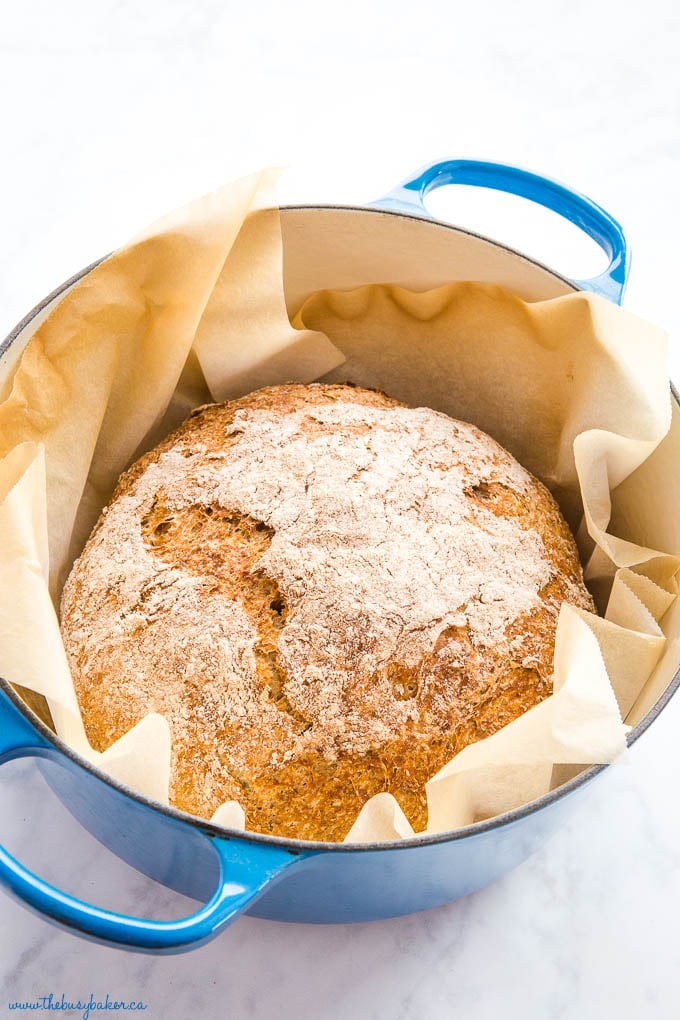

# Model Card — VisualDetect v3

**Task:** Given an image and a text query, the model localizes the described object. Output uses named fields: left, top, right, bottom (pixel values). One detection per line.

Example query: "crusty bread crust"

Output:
left=61, top=383, right=595, bottom=841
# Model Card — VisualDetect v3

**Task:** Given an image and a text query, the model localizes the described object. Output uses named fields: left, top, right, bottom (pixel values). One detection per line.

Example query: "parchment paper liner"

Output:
left=0, top=169, right=677, bottom=843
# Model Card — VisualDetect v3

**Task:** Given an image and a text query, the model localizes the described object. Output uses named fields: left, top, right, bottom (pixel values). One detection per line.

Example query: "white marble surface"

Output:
left=1, top=1, right=680, bottom=1017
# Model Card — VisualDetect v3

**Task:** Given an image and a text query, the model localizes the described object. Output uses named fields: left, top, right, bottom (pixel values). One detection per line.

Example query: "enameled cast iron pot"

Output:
left=1, top=159, right=679, bottom=954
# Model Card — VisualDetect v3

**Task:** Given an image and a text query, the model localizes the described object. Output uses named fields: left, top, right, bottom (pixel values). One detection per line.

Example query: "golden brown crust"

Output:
left=61, top=383, right=595, bottom=841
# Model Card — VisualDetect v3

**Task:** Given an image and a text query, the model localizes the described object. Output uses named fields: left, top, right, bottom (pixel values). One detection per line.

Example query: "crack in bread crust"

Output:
left=141, top=498, right=311, bottom=732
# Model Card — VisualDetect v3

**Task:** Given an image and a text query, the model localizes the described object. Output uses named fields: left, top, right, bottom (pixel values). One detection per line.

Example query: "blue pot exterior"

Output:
left=0, top=646, right=606, bottom=948
left=42, top=738, right=599, bottom=930
left=248, top=787, right=594, bottom=923
left=0, top=158, right=672, bottom=952
left=29, top=688, right=595, bottom=927
left=0, top=686, right=307, bottom=952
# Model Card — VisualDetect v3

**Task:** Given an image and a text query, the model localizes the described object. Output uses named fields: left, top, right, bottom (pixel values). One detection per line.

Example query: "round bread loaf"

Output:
left=60, top=383, right=595, bottom=841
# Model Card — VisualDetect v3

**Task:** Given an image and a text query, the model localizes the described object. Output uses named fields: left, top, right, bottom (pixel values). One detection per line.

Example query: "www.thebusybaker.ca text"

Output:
left=8, top=992, right=148, bottom=1020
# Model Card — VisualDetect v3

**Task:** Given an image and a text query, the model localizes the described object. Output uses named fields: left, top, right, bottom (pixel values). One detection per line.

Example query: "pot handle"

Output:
left=0, top=685, right=303, bottom=953
left=370, top=158, right=630, bottom=305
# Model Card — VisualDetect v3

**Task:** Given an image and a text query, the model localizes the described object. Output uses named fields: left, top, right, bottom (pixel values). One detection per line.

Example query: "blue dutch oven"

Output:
left=0, top=159, right=677, bottom=954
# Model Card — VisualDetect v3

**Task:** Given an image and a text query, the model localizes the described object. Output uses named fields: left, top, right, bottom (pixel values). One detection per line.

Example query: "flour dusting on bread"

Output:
left=61, top=384, right=594, bottom=840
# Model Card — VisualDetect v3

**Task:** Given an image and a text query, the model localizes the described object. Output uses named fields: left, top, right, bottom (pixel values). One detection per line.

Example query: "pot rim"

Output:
left=2, top=203, right=678, bottom=855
